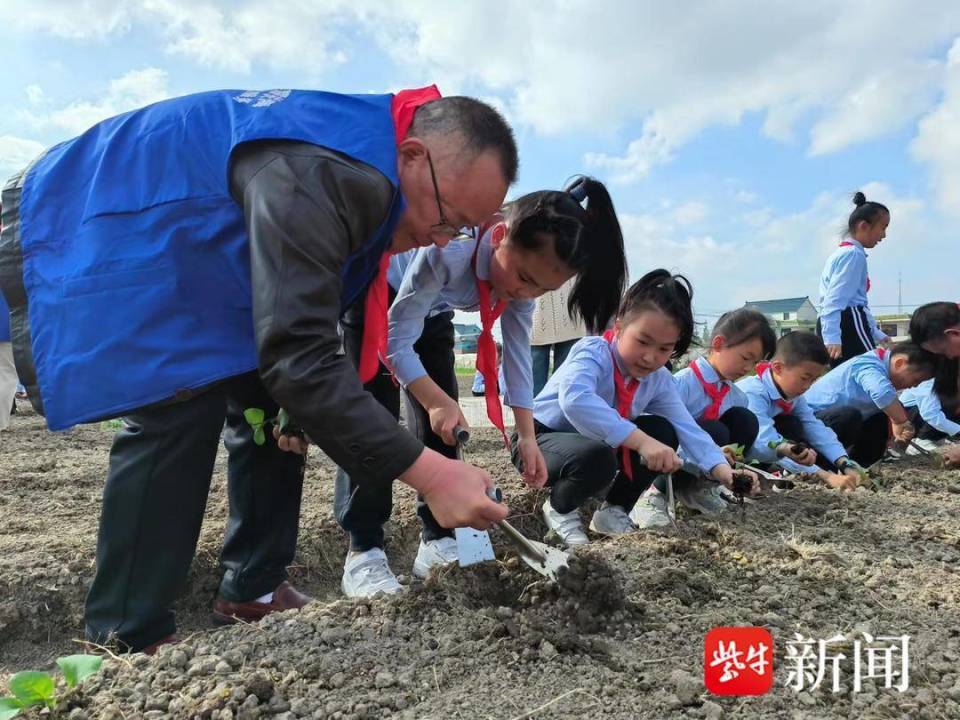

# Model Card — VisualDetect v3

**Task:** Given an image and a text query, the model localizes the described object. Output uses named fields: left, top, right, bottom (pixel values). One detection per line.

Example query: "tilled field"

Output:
left=2, top=401, right=960, bottom=719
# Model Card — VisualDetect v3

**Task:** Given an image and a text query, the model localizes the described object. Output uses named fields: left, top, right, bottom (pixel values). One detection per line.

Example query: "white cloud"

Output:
left=365, top=2, right=960, bottom=181
left=0, top=0, right=133, bottom=39
left=25, top=85, right=44, bottom=105
left=673, top=201, right=708, bottom=226
left=0, top=135, right=47, bottom=175
left=809, top=59, right=943, bottom=156
left=912, top=38, right=960, bottom=219
left=43, top=68, right=170, bottom=135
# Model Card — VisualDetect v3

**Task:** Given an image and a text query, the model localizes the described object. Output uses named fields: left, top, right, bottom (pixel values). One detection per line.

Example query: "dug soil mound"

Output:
left=3, top=403, right=960, bottom=718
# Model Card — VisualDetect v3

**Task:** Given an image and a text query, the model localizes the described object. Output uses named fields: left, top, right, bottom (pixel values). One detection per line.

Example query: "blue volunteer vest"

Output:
left=18, top=89, right=404, bottom=430
left=0, top=292, right=9, bottom=343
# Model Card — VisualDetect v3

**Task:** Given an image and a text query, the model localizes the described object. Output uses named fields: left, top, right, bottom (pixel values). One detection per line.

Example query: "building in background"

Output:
left=743, top=296, right=818, bottom=337
left=453, top=323, right=481, bottom=353
left=875, top=314, right=911, bottom=342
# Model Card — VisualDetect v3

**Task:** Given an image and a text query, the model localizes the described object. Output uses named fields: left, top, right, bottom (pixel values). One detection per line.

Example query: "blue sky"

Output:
left=3, top=1, right=960, bottom=328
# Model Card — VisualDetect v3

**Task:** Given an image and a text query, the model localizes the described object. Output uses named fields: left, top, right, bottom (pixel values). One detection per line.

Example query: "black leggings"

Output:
left=518, top=415, right=679, bottom=514
left=333, top=300, right=457, bottom=551
left=814, top=407, right=888, bottom=467
left=697, top=406, right=759, bottom=453
left=906, top=406, right=959, bottom=441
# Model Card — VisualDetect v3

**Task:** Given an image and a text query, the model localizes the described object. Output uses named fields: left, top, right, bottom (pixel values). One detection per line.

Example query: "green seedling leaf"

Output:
left=277, top=407, right=291, bottom=432
left=254, top=427, right=266, bottom=446
left=9, top=671, right=55, bottom=707
left=57, top=655, right=102, bottom=689
left=243, top=407, right=265, bottom=427
left=0, top=698, right=24, bottom=720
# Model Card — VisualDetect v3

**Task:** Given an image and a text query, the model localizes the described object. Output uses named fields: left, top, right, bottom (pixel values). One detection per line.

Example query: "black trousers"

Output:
left=697, top=406, right=760, bottom=452
left=906, top=406, right=958, bottom=441
left=522, top=415, right=678, bottom=514
left=84, top=372, right=305, bottom=652
left=333, top=309, right=457, bottom=551
left=814, top=407, right=888, bottom=466
left=773, top=413, right=851, bottom=470
left=817, top=306, right=877, bottom=367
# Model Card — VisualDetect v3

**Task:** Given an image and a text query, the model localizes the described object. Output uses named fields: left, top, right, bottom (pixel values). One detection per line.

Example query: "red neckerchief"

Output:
left=756, top=362, right=793, bottom=414
left=875, top=347, right=888, bottom=361
left=839, top=241, right=871, bottom=293
left=473, top=221, right=510, bottom=448
left=357, top=85, right=442, bottom=384
left=603, top=330, right=640, bottom=479
left=689, top=360, right=730, bottom=421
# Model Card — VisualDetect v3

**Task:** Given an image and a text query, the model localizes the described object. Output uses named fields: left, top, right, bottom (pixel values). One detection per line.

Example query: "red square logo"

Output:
left=704, top=627, right=774, bottom=696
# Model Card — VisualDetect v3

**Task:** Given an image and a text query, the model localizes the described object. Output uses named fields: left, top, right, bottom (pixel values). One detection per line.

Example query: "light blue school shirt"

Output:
left=533, top=336, right=726, bottom=473
left=736, top=369, right=846, bottom=473
left=386, top=228, right=535, bottom=409
left=673, top=356, right=749, bottom=420
left=818, top=239, right=888, bottom=346
left=805, top=350, right=897, bottom=419
left=900, top=378, right=960, bottom=437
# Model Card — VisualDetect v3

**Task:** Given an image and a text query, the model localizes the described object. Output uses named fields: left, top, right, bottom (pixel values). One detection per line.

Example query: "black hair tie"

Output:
left=566, top=177, right=588, bottom=203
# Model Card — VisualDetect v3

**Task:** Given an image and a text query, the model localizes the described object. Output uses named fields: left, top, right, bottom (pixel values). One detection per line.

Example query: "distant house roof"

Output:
left=744, top=297, right=812, bottom=314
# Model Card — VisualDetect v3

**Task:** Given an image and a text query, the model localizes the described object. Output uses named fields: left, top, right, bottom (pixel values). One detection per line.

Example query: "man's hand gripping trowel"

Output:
left=452, top=426, right=569, bottom=581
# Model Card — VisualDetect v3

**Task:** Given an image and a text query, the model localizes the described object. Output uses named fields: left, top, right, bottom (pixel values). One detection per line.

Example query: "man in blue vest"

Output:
left=0, top=86, right=516, bottom=653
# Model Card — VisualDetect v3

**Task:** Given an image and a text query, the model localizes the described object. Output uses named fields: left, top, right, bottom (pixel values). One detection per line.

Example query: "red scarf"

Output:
left=839, top=241, right=871, bottom=293
left=689, top=360, right=730, bottom=420
left=603, top=330, right=640, bottom=479
left=473, top=223, right=510, bottom=448
left=756, top=362, right=793, bottom=414
left=357, top=85, right=442, bottom=384
left=875, top=347, right=887, bottom=361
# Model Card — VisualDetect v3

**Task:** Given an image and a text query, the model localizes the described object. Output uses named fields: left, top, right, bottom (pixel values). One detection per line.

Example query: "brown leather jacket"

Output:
left=230, top=140, right=423, bottom=483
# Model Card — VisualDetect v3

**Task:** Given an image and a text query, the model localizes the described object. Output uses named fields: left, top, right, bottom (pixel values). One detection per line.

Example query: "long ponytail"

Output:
left=504, top=176, right=627, bottom=334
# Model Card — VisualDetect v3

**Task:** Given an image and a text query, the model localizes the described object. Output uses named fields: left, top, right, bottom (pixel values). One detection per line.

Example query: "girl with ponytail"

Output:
left=335, top=176, right=628, bottom=597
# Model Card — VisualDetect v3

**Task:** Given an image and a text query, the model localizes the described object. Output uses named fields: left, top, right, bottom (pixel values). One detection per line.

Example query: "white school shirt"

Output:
left=673, top=356, right=750, bottom=420
left=804, top=349, right=898, bottom=419
left=532, top=336, right=727, bottom=474
left=386, top=228, right=535, bottom=409
left=736, top=369, right=846, bottom=473
left=818, top=239, right=888, bottom=346
left=899, top=378, right=960, bottom=438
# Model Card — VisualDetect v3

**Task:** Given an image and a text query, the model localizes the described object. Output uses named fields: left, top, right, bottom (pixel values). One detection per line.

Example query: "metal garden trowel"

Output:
left=452, top=425, right=569, bottom=581
left=452, top=425, right=496, bottom=567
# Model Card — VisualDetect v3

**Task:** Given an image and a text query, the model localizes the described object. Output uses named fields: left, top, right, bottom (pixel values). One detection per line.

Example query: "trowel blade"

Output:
left=455, top=527, right=496, bottom=567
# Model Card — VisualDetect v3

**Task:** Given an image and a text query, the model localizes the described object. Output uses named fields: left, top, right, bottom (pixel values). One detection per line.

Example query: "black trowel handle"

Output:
left=454, top=424, right=470, bottom=446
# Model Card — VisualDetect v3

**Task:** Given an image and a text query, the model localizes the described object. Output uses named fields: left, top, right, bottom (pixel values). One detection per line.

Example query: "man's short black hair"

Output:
left=409, top=96, right=518, bottom=184
left=773, top=331, right=830, bottom=366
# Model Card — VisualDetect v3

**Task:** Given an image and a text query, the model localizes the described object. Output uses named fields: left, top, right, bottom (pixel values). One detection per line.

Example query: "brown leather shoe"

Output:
left=142, top=634, right=179, bottom=656
left=212, top=581, right=313, bottom=625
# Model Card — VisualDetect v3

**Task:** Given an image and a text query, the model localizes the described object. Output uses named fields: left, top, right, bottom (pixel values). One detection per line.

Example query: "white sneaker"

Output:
left=675, top=477, right=727, bottom=515
left=629, top=490, right=672, bottom=529
left=588, top=503, right=636, bottom=535
left=412, top=537, right=460, bottom=578
left=542, top=499, right=589, bottom=546
left=913, top=438, right=941, bottom=453
left=341, top=548, right=403, bottom=598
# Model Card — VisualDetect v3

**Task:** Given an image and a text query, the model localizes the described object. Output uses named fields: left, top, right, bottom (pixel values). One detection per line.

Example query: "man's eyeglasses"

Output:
left=426, top=151, right=476, bottom=242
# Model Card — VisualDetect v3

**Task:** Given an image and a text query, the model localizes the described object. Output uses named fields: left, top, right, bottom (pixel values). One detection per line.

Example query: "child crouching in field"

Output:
left=805, top=343, right=936, bottom=466
left=518, top=270, right=758, bottom=546
left=736, top=332, right=863, bottom=490
left=671, top=308, right=777, bottom=514
left=900, top=378, right=960, bottom=445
